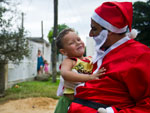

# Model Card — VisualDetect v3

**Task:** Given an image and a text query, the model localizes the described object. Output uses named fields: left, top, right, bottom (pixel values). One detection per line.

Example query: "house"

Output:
left=5, top=37, right=51, bottom=89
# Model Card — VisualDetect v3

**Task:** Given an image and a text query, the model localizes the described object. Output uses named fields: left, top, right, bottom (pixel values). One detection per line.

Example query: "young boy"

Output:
left=54, top=28, right=106, bottom=113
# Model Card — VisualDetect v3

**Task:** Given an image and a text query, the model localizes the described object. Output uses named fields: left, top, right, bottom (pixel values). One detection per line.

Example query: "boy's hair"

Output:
left=56, top=28, right=74, bottom=50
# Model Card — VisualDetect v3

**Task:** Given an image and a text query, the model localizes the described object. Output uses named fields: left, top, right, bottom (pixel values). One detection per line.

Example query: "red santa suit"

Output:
left=67, top=37, right=150, bottom=113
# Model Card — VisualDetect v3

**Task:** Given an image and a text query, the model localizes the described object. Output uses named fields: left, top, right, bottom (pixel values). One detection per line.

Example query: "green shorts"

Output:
left=54, top=95, right=72, bottom=113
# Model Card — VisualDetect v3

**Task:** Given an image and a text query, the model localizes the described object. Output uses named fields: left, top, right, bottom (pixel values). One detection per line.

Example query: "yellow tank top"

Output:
left=63, top=56, right=93, bottom=94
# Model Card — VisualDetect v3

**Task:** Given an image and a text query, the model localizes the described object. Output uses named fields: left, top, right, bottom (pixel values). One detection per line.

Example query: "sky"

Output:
left=16, top=0, right=146, bottom=43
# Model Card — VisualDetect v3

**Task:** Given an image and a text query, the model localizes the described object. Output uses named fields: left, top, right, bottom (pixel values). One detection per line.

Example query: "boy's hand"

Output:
left=96, top=67, right=106, bottom=75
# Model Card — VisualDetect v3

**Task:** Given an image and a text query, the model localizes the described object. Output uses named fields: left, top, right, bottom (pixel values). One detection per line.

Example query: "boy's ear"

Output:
left=59, top=49, right=67, bottom=56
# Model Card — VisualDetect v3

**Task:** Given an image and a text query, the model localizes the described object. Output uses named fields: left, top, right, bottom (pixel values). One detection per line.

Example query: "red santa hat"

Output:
left=91, top=2, right=133, bottom=33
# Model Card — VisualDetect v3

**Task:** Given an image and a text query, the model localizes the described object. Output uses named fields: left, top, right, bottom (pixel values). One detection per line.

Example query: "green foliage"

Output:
left=47, top=24, right=69, bottom=43
left=0, top=0, right=30, bottom=63
left=0, top=28, right=30, bottom=62
left=133, top=0, right=150, bottom=46
left=48, top=30, right=53, bottom=43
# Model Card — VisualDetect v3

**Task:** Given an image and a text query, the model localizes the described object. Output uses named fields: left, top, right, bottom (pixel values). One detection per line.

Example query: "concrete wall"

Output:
left=6, top=40, right=51, bottom=88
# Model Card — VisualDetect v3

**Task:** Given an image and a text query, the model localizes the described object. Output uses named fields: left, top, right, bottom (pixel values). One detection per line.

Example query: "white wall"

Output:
left=56, top=54, right=66, bottom=72
left=7, top=40, right=51, bottom=88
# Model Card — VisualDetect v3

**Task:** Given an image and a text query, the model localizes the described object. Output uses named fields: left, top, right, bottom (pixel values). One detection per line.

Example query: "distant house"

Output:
left=5, top=37, right=51, bottom=89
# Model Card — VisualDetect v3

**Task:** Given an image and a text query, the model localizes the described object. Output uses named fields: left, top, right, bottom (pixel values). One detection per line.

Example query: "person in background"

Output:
left=54, top=28, right=106, bottom=113
left=37, top=49, right=44, bottom=75
left=44, top=60, right=50, bottom=75
left=67, top=1, right=150, bottom=113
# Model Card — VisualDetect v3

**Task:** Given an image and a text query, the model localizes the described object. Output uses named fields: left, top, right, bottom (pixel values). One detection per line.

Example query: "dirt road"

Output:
left=0, top=97, right=58, bottom=113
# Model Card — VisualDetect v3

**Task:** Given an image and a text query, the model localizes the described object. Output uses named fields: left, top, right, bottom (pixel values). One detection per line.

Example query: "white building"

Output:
left=5, top=37, right=51, bottom=89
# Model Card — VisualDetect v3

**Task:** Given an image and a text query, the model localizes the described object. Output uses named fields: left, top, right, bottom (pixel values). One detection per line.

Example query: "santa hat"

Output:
left=91, top=2, right=133, bottom=33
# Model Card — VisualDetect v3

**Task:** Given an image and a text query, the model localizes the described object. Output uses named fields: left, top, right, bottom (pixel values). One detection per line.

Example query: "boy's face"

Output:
left=60, top=31, right=85, bottom=58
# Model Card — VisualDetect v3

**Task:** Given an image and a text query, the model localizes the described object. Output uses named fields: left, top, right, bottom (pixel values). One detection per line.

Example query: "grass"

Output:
left=0, top=77, right=60, bottom=103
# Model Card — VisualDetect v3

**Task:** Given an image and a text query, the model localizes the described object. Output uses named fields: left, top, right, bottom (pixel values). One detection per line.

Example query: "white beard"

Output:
left=93, top=30, right=108, bottom=52
left=92, top=30, right=108, bottom=64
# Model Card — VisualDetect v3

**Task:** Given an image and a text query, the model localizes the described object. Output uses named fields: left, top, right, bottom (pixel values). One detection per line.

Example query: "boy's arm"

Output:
left=61, top=58, right=105, bottom=82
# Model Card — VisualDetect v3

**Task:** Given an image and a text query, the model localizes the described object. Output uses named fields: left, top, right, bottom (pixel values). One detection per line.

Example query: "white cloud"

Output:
left=17, top=0, right=147, bottom=43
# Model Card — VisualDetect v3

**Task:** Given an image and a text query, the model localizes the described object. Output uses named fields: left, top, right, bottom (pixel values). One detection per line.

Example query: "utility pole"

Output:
left=41, top=21, right=44, bottom=54
left=41, top=20, right=44, bottom=39
left=51, top=0, right=58, bottom=82
left=21, top=12, right=24, bottom=30
left=21, top=12, right=24, bottom=37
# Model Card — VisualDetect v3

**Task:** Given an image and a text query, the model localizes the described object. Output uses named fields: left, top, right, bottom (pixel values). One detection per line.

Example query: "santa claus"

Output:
left=67, top=1, right=150, bottom=113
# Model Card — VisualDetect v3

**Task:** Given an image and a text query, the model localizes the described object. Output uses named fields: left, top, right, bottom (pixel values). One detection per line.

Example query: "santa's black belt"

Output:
left=72, top=98, right=108, bottom=110
left=72, top=98, right=121, bottom=111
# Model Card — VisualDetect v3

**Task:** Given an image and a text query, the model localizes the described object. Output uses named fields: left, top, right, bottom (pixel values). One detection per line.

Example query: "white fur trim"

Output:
left=93, top=36, right=130, bottom=74
left=91, top=12, right=127, bottom=33
left=56, top=76, right=64, bottom=96
left=98, top=108, right=107, bottom=113
left=106, top=107, right=114, bottom=113
left=129, top=29, right=138, bottom=39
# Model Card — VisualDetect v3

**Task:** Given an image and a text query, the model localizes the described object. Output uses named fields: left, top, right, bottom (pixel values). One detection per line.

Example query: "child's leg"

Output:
left=54, top=95, right=73, bottom=113
left=40, top=65, right=43, bottom=74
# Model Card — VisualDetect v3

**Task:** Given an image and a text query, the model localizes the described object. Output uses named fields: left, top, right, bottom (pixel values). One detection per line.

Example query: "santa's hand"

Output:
left=98, top=108, right=107, bottom=113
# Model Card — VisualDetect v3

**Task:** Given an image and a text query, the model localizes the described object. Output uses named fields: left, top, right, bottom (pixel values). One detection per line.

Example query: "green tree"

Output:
left=132, top=0, right=150, bottom=46
left=0, top=0, right=30, bottom=96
